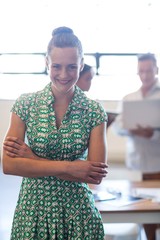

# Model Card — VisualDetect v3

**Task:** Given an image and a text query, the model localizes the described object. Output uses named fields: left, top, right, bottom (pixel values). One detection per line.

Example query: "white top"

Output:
left=112, top=80, right=160, bottom=173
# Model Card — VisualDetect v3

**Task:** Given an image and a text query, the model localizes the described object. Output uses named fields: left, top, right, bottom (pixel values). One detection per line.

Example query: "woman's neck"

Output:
left=51, top=85, right=75, bottom=104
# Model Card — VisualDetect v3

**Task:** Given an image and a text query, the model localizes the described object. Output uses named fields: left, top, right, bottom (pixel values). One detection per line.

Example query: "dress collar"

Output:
left=41, top=83, right=90, bottom=110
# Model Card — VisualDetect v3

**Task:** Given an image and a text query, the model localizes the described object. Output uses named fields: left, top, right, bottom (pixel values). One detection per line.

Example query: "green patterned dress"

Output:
left=10, top=83, right=107, bottom=240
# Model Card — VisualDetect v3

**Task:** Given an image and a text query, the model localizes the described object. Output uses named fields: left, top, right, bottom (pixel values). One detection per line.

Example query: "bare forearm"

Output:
left=2, top=154, right=107, bottom=184
left=2, top=154, right=68, bottom=178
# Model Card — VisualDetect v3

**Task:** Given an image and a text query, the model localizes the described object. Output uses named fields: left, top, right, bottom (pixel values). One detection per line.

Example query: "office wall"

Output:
left=0, top=99, right=126, bottom=163
left=99, top=100, right=126, bottom=164
left=0, top=100, right=13, bottom=154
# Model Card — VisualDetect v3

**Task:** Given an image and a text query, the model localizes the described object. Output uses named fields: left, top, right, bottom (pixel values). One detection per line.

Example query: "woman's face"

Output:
left=46, top=47, right=83, bottom=94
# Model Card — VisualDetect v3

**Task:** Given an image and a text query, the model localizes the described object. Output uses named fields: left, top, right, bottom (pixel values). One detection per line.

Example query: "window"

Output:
left=0, top=54, right=46, bottom=74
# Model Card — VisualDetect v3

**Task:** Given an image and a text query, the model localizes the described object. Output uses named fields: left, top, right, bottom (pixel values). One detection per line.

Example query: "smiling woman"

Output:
left=2, top=26, right=108, bottom=240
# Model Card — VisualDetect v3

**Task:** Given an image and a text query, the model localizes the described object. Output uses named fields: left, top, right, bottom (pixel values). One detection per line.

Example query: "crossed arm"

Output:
left=2, top=113, right=108, bottom=184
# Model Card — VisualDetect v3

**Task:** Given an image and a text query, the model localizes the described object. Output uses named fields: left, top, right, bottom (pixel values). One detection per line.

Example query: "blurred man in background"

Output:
left=112, top=53, right=160, bottom=240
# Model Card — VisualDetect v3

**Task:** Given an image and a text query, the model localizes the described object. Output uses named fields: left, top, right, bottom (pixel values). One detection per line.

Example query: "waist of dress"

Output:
left=22, top=176, right=89, bottom=190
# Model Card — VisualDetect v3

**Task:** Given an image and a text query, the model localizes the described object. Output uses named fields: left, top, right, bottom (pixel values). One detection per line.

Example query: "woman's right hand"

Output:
left=63, top=160, right=108, bottom=184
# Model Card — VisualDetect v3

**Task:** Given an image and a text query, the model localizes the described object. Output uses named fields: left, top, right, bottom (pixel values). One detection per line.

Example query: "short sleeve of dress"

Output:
left=11, top=93, right=32, bottom=122
left=89, top=101, right=108, bottom=129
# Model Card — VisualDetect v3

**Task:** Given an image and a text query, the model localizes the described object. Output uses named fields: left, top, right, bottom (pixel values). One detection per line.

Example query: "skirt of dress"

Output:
left=11, top=176, right=105, bottom=240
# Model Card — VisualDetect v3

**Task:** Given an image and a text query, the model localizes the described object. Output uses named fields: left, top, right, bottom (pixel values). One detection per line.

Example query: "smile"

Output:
left=58, top=80, right=70, bottom=85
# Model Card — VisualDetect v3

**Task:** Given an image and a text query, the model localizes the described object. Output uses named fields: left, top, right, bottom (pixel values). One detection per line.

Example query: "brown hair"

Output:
left=79, top=64, right=93, bottom=77
left=47, top=26, right=83, bottom=58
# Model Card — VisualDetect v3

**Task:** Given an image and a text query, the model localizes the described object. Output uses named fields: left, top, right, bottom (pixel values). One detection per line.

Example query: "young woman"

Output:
left=2, top=26, right=108, bottom=239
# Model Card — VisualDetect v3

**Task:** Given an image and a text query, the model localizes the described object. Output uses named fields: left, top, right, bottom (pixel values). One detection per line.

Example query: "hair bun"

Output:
left=52, top=27, right=74, bottom=37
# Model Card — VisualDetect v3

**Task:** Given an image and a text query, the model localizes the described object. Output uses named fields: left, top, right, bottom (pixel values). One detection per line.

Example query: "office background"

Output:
left=0, top=1, right=160, bottom=239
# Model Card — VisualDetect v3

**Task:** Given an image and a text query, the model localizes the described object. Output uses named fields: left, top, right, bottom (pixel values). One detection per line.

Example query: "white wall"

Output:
left=0, top=99, right=126, bottom=163
left=99, top=100, right=127, bottom=164
left=0, top=100, right=14, bottom=152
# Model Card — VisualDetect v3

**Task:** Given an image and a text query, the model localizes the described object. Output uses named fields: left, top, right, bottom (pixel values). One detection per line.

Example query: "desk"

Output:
left=91, top=180, right=160, bottom=224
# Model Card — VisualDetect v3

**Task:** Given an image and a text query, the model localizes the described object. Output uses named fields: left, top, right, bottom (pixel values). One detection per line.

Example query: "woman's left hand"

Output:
left=3, top=136, right=37, bottom=159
